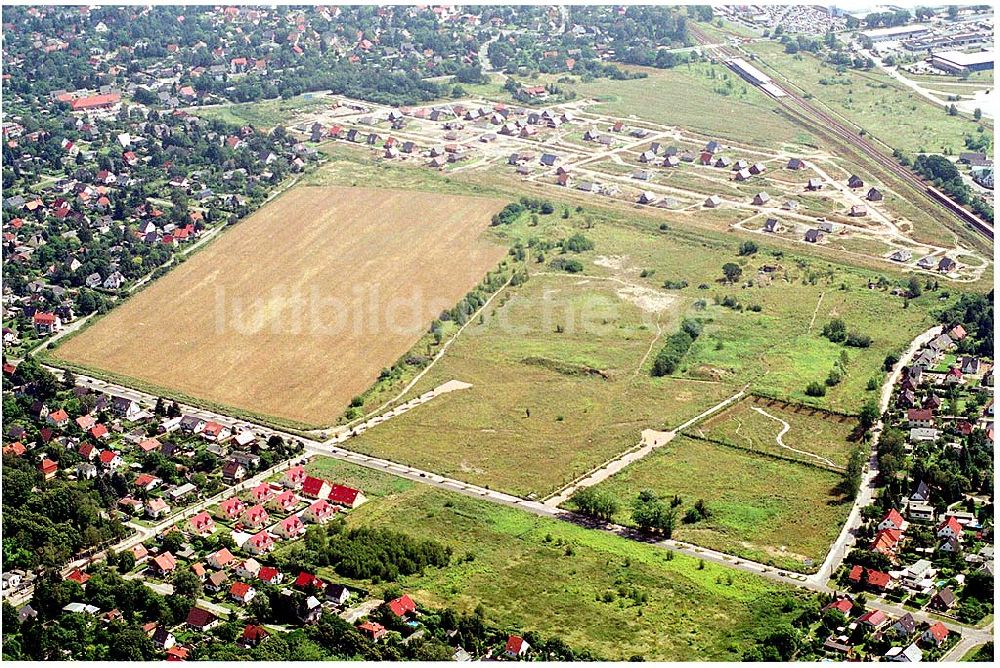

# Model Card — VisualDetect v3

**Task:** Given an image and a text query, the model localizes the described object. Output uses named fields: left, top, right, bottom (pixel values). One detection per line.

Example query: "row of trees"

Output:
left=651, top=319, right=702, bottom=376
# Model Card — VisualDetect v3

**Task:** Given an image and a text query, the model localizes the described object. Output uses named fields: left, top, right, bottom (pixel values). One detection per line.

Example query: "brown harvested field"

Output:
left=54, top=186, right=508, bottom=427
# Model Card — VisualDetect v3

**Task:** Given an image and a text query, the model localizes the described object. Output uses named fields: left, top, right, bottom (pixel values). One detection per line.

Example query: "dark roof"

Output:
left=186, top=607, right=217, bottom=628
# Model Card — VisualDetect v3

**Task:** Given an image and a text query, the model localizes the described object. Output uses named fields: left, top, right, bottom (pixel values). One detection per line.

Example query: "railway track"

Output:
left=689, top=25, right=994, bottom=242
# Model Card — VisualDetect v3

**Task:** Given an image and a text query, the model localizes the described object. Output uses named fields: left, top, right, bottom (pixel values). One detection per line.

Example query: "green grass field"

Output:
left=192, top=94, right=331, bottom=129
left=693, top=396, right=857, bottom=469
left=561, top=63, right=820, bottom=149
left=586, top=435, right=851, bottom=572
left=342, top=271, right=738, bottom=498
left=292, top=457, right=810, bottom=661
left=746, top=41, right=993, bottom=156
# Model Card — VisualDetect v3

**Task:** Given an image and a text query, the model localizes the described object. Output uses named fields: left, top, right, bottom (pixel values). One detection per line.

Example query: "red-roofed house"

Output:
left=69, top=93, right=121, bottom=111
left=3, top=442, right=26, bottom=457
left=66, top=568, right=91, bottom=585
left=217, top=497, right=246, bottom=520
left=304, top=499, right=336, bottom=524
left=878, top=509, right=905, bottom=532
left=245, top=531, right=274, bottom=555
left=872, top=528, right=902, bottom=559
left=229, top=582, right=257, bottom=605
left=146, top=498, right=171, bottom=519
left=847, top=564, right=864, bottom=584
left=134, top=473, right=161, bottom=491
left=276, top=514, right=305, bottom=539
left=138, top=437, right=161, bottom=453
left=328, top=484, right=367, bottom=509
left=505, top=635, right=530, bottom=657
left=240, top=624, right=270, bottom=648
left=268, top=489, right=298, bottom=513
left=33, top=312, right=61, bottom=334
left=949, top=325, right=967, bottom=341
left=188, top=511, right=216, bottom=536
left=257, top=566, right=283, bottom=584
left=89, top=423, right=109, bottom=440
left=294, top=571, right=324, bottom=591
left=907, top=408, right=934, bottom=427
left=387, top=594, right=417, bottom=619
left=857, top=609, right=888, bottom=629
left=866, top=569, right=892, bottom=591
left=301, top=476, right=331, bottom=500
left=922, top=622, right=949, bottom=646
left=99, top=449, right=123, bottom=470
left=46, top=408, right=69, bottom=427
left=39, top=458, right=58, bottom=480
left=283, top=465, right=306, bottom=489
left=358, top=620, right=387, bottom=641
left=207, top=548, right=235, bottom=570
left=241, top=505, right=270, bottom=530
left=936, top=516, right=962, bottom=540
left=250, top=483, right=273, bottom=504
left=152, top=551, right=177, bottom=575
left=75, top=415, right=97, bottom=431
left=823, top=597, right=853, bottom=616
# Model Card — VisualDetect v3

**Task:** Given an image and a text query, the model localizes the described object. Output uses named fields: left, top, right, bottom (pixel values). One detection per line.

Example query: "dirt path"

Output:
left=749, top=405, right=843, bottom=470
left=807, top=291, right=825, bottom=332
left=542, top=385, right=748, bottom=507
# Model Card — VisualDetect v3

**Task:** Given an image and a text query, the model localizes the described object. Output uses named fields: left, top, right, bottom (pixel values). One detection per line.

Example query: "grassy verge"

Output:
left=586, top=435, right=851, bottom=572
left=286, top=457, right=811, bottom=661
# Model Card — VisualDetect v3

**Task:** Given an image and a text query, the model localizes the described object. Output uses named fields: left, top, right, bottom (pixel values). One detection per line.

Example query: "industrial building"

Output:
left=862, top=24, right=930, bottom=43
left=726, top=58, right=786, bottom=97
left=929, top=50, right=995, bottom=73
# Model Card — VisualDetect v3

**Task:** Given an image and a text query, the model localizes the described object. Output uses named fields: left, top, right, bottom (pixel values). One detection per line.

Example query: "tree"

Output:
left=859, top=400, right=880, bottom=432
left=721, top=262, right=742, bottom=283
left=631, top=490, right=677, bottom=536
left=738, top=240, right=758, bottom=256
left=908, top=276, right=922, bottom=297
left=974, top=108, right=982, bottom=120
left=570, top=487, right=619, bottom=522
left=173, top=567, right=203, bottom=600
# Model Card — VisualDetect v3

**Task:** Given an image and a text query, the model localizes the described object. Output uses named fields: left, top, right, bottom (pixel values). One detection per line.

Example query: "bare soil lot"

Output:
left=55, top=186, right=507, bottom=426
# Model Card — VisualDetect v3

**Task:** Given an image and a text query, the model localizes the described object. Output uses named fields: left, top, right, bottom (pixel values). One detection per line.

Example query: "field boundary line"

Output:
left=344, top=271, right=517, bottom=428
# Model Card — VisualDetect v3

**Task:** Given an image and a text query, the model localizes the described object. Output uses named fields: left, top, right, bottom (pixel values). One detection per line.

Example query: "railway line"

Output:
left=688, top=24, right=994, bottom=242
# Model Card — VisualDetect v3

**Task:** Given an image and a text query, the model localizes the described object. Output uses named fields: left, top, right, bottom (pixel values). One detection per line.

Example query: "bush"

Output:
left=738, top=240, right=759, bottom=256
left=662, top=279, right=688, bottom=290
left=805, top=381, right=827, bottom=397
left=491, top=202, right=524, bottom=226
left=550, top=258, right=583, bottom=273
left=822, top=319, right=847, bottom=343
left=845, top=332, right=872, bottom=348
left=561, top=233, right=594, bottom=253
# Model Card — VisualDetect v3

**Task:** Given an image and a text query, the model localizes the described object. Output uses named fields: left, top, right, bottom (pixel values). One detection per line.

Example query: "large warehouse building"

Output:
left=929, top=50, right=995, bottom=74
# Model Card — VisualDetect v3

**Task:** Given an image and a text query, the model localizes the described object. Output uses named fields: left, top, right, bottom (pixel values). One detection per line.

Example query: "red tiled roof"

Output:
left=882, top=509, right=903, bottom=528
left=328, top=484, right=362, bottom=506
left=866, top=569, right=891, bottom=589
left=69, top=93, right=120, bottom=110
left=301, top=475, right=328, bottom=497
left=388, top=594, right=416, bottom=617
left=506, top=635, right=527, bottom=654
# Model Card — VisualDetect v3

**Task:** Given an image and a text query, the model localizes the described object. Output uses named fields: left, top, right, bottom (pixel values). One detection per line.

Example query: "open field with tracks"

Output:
left=585, top=435, right=852, bottom=572
left=342, top=272, right=737, bottom=498
left=745, top=41, right=992, bottom=158
left=287, top=458, right=809, bottom=661
left=53, top=186, right=507, bottom=427
left=693, top=396, right=857, bottom=469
